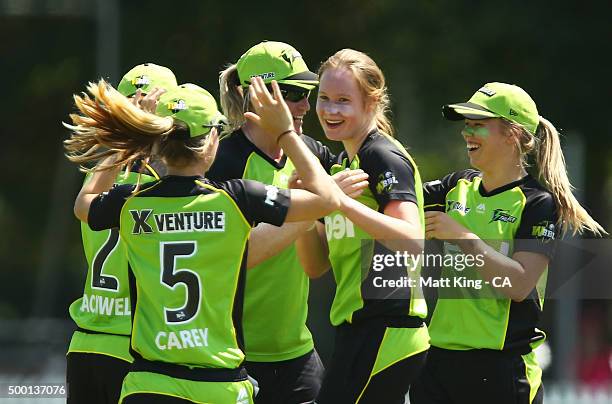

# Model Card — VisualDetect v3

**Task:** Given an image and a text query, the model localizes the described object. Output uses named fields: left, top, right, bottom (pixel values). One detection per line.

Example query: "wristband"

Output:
left=277, top=129, right=295, bottom=144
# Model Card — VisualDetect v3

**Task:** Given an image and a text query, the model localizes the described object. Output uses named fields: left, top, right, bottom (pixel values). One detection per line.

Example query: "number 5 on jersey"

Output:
left=160, top=241, right=202, bottom=324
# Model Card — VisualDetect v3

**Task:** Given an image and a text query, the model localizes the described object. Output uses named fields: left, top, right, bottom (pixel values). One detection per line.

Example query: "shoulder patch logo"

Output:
left=489, top=209, right=517, bottom=224
left=531, top=220, right=556, bottom=241
left=376, top=171, right=399, bottom=194
left=264, top=185, right=279, bottom=206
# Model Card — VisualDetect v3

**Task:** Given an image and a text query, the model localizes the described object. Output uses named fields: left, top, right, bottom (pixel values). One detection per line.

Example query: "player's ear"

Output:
left=364, top=94, right=377, bottom=116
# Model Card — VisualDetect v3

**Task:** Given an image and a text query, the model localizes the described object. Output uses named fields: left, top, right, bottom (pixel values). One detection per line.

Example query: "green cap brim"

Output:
left=277, top=70, right=319, bottom=90
left=245, top=70, right=319, bottom=90
left=442, top=102, right=500, bottom=121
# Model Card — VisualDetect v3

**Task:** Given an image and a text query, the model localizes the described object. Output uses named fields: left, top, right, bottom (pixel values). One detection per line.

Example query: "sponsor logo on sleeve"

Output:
left=264, top=185, right=279, bottom=206
left=531, top=220, right=556, bottom=241
left=376, top=171, right=399, bottom=194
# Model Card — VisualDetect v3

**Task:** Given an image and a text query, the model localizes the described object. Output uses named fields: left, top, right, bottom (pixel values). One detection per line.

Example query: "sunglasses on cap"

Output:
left=265, top=84, right=310, bottom=102
left=202, top=116, right=229, bottom=135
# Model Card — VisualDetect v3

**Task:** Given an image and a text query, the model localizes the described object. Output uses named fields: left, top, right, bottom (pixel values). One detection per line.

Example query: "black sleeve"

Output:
left=88, top=184, right=136, bottom=231
left=301, top=134, right=337, bottom=173
left=423, top=169, right=480, bottom=211
left=218, top=179, right=290, bottom=227
left=361, top=145, right=417, bottom=211
left=514, top=191, right=557, bottom=259
left=206, top=132, right=251, bottom=181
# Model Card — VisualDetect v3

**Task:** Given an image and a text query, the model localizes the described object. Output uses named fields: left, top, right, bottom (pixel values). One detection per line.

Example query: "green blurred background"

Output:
left=1, top=0, right=611, bottom=399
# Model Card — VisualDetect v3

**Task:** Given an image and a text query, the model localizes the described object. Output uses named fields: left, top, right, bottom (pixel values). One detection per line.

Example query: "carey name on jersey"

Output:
left=130, top=209, right=225, bottom=234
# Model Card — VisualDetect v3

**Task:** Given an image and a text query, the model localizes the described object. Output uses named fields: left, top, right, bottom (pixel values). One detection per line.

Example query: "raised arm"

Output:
left=244, top=78, right=344, bottom=221
left=247, top=221, right=313, bottom=269
left=248, top=169, right=368, bottom=270
left=74, top=157, right=122, bottom=223
left=295, top=169, right=369, bottom=278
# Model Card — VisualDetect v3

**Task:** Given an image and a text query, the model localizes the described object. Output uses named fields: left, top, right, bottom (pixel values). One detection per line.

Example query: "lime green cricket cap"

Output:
left=117, top=63, right=177, bottom=97
left=442, top=82, right=539, bottom=135
left=236, top=41, right=318, bottom=90
left=156, top=86, right=226, bottom=138
left=178, top=83, right=228, bottom=128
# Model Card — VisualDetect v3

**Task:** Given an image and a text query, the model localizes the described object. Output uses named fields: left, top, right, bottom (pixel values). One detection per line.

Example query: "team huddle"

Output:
left=62, top=41, right=606, bottom=404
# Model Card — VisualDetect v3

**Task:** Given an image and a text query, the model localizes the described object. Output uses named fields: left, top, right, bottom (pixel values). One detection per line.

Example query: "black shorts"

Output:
left=409, top=346, right=544, bottom=404
left=66, top=351, right=130, bottom=404
left=244, top=349, right=325, bottom=404
left=317, top=317, right=428, bottom=404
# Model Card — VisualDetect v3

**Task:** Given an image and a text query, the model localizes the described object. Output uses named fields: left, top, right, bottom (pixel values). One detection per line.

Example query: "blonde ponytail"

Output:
left=219, top=64, right=246, bottom=132
left=64, top=79, right=174, bottom=171
left=535, top=117, right=607, bottom=236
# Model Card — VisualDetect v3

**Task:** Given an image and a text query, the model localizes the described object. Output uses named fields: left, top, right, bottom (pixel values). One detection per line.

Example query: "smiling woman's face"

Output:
left=316, top=67, right=373, bottom=142
left=462, top=118, right=515, bottom=170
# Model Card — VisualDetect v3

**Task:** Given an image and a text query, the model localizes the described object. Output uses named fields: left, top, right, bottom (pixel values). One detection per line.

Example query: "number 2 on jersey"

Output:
left=91, top=228, right=120, bottom=292
left=160, top=241, right=201, bottom=324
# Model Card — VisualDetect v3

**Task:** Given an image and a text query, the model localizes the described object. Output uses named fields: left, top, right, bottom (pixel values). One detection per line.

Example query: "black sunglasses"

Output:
left=266, top=84, right=310, bottom=102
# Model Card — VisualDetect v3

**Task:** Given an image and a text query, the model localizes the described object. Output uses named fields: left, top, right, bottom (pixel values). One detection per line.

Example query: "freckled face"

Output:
left=316, top=67, right=373, bottom=142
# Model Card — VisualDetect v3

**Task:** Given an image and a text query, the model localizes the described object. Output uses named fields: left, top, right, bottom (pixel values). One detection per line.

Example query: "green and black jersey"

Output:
left=68, top=164, right=159, bottom=362
left=325, top=130, right=427, bottom=326
left=206, top=129, right=335, bottom=362
left=423, top=169, right=557, bottom=351
left=87, top=175, right=290, bottom=370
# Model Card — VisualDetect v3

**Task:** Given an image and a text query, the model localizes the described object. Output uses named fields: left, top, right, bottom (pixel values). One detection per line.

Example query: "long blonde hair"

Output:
left=64, top=80, right=215, bottom=171
left=219, top=64, right=246, bottom=132
left=318, top=49, right=394, bottom=137
left=503, top=117, right=607, bottom=236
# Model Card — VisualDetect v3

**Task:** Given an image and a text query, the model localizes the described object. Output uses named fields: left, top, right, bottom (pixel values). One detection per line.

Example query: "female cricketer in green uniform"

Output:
left=65, top=63, right=176, bottom=404
left=63, top=77, right=347, bottom=403
left=410, top=82, right=607, bottom=404
left=209, top=41, right=336, bottom=403
left=297, top=49, right=430, bottom=403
